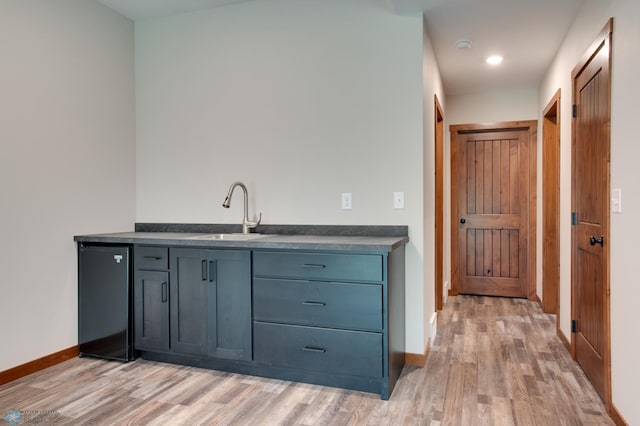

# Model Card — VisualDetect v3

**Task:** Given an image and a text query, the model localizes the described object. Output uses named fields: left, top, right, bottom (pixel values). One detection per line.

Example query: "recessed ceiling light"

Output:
left=456, top=39, right=472, bottom=49
left=486, top=55, right=503, bottom=65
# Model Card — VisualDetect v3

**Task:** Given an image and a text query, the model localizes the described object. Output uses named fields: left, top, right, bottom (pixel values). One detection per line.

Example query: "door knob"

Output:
left=589, top=236, right=604, bottom=246
left=460, top=218, right=466, bottom=224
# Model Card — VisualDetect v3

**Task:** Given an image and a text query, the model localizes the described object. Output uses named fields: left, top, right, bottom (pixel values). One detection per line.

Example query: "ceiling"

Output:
left=96, top=0, right=253, bottom=20
left=397, top=0, right=585, bottom=95
left=96, top=0, right=585, bottom=96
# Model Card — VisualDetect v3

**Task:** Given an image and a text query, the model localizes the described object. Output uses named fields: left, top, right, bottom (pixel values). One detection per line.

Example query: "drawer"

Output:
left=135, top=246, right=169, bottom=270
left=253, top=251, right=383, bottom=282
left=253, top=278, right=382, bottom=331
left=253, top=322, right=382, bottom=378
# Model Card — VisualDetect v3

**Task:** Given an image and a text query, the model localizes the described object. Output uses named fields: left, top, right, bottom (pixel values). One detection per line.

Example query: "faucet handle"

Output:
left=245, top=213, right=262, bottom=230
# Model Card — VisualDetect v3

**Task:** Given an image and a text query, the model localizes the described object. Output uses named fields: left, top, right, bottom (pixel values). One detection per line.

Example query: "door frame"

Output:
left=570, top=18, right=613, bottom=411
left=434, top=95, right=444, bottom=311
left=450, top=120, right=537, bottom=300
left=542, top=90, right=561, bottom=317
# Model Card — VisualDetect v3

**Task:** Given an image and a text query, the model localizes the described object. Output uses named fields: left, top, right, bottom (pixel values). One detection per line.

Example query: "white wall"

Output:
left=0, top=1, right=135, bottom=371
left=539, top=0, right=640, bottom=422
left=446, top=87, right=539, bottom=125
left=422, top=17, right=445, bottom=347
left=135, top=0, right=427, bottom=353
left=443, top=87, right=538, bottom=298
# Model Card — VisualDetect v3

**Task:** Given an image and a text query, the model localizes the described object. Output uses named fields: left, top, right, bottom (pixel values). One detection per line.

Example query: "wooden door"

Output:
left=542, top=91, right=561, bottom=315
left=571, top=20, right=612, bottom=405
left=450, top=122, right=537, bottom=298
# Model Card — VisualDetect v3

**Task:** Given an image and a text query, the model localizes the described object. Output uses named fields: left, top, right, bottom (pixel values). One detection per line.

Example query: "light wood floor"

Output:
left=0, top=296, right=613, bottom=425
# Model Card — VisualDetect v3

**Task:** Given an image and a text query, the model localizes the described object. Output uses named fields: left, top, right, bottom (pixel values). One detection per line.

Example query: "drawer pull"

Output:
left=302, top=346, right=327, bottom=353
left=302, top=301, right=326, bottom=307
left=302, top=264, right=326, bottom=269
left=161, top=282, right=168, bottom=303
left=144, top=256, right=162, bottom=260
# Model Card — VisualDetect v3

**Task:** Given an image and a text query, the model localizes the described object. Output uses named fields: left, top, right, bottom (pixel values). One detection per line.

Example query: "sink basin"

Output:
left=188, top=233, right=266, bottom=241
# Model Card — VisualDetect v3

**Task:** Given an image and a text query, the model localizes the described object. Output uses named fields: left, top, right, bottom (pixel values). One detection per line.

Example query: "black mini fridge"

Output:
left=78, top=243, right=133, bottom=361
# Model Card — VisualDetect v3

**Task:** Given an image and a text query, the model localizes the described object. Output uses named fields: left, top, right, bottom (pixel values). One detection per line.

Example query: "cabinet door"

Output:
left=207, top=250, right=251, bottom=361
left=134, top=270, right=170, bottom=352
left=170, top=248, right=252, bottom=359
left=170, top=249, right=210, bottom=355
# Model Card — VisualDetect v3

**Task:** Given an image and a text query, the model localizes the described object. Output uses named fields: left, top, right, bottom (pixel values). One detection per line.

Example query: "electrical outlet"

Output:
left=341, top=193, right=352, bottom=210
left=393, top=192, right=405, bottom=209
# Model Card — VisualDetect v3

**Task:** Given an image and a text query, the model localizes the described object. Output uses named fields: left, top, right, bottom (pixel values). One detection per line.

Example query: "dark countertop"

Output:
left=74, top=232, right=409, bottom=252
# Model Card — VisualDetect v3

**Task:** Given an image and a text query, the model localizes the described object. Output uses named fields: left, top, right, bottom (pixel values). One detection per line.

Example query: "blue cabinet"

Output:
left=132, top=243, right=405, bottom=400
left=253, top=322, right=383, bottom=377
left=252, top=249, right=405, bottom=399
left=134, top=247, right=251, bottom=361
left=253, top=278, right=382, bottom=331
left=253, top=251, right=383, bottom=282
left=134, top=269, right=170, bottom=352
left=134, top=247, right=170, bottom=353
left=170, top=248, right=252, bottom=360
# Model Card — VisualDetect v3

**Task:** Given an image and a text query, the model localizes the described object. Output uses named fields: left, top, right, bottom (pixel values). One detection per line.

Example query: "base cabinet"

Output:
left=170, top=248, right=251, bottom=360
left=253, top=321, right=382, bottom=377
left=169, top=248, right=209, bottom=355
left=252, top=249, right=405, bottom=399
left=133, top=246, right=251, bottom=361
left=134, top=247, right=170, bottom=352
left=134, top=269, right=170, bottom=352
left=132, top=244, right=405, bottom=399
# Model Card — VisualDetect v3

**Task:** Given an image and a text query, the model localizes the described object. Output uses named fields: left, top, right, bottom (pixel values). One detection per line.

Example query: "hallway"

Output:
left=423, top=295, right=612, bottom=425
left=0, top=296, right=612, bottom=425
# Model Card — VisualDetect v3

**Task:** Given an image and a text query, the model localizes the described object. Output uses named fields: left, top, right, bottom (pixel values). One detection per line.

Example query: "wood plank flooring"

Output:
left=0, top=296, right=613, bottom=425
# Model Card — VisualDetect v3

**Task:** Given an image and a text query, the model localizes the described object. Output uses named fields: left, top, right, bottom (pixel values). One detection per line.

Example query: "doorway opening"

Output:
left=435, top=95, right=444, bottom=311
left=542, top=90, right=560, bottom=318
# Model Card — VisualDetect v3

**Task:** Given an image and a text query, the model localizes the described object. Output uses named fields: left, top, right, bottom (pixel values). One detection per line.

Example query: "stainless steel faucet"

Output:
left=222, top=181, right=262, bottom=234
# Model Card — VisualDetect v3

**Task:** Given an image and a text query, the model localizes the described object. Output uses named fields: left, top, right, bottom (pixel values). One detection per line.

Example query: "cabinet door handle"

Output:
left=209, top=260, right=217, bottom=283
left=302, top=301, right=326, bottom=307
left=302, top=346, right=327, bottom=353
left=161, top=282, right=168, bottom=303
left=302, top=264, right=326, bottom=269
left=202, top=260, right=207, bottom=281
left=144, top=256, right=162, bottom=260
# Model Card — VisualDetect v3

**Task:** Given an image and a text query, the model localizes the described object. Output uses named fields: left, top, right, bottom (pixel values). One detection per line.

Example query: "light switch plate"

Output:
left=393, top=192, right=405, bottom=209
left=611, top=188, right=622, bottom=213
left=341, top=193, right=352, bottom=210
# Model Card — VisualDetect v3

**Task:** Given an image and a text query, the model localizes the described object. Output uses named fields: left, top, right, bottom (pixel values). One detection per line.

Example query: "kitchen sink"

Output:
left=188, top=233, right=266, bottom=241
